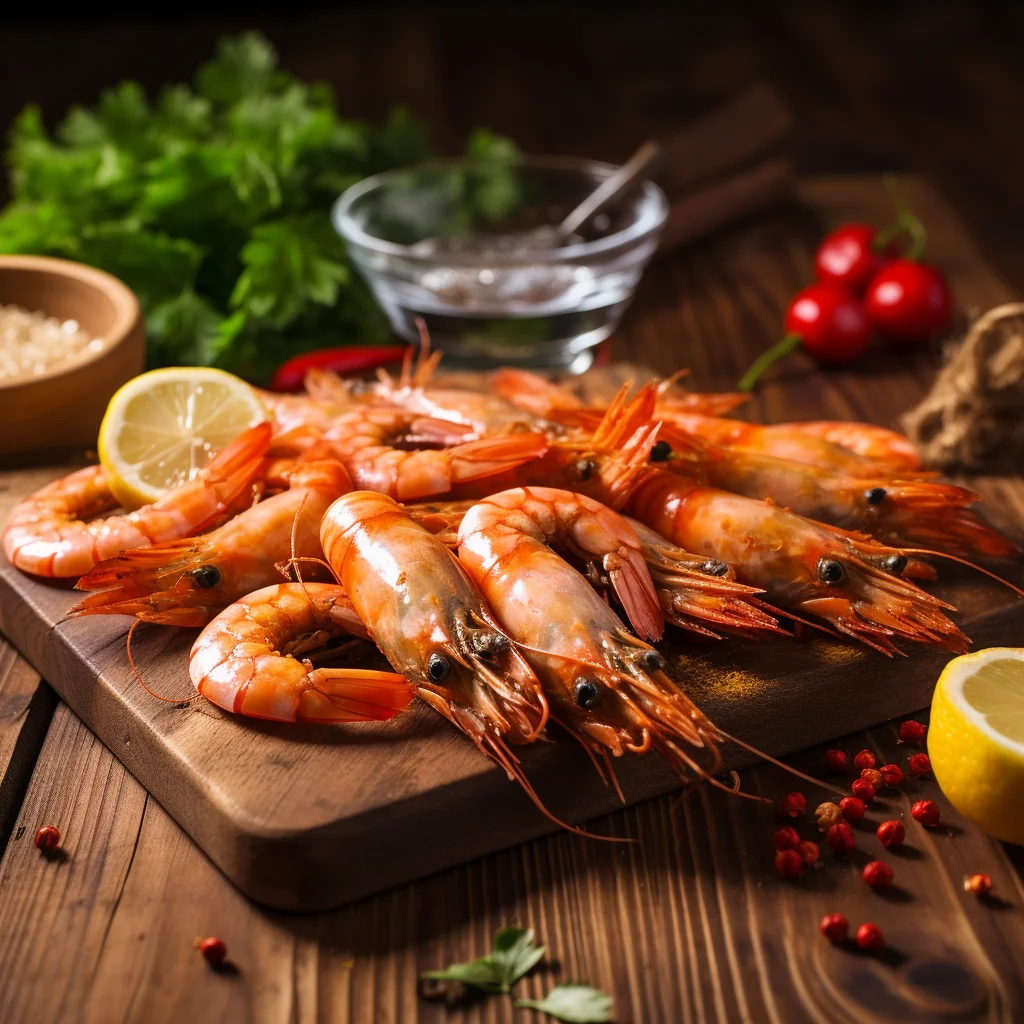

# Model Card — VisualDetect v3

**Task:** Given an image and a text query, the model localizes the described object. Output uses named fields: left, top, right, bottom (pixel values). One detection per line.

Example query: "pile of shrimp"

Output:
left=4, top=339, right=1020, bottom=827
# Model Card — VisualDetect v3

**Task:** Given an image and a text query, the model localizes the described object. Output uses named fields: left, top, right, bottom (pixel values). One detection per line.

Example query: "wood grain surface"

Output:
left=0, top=173, right=1021, bottom=1021
left=0, top=182, right=1021, bottom=912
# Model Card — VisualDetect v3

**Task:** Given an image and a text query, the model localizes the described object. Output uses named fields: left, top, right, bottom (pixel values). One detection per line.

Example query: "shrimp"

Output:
left=3, top=423, right=272, bottom=578
left=787, top=420, right=922, bottom=472
left=319, top=491, right=565, bottom=823
left=626, top=468, right=969, bottom=655
left=455, top=490, right=725, bottom=793
left=69, top=459, right=354, bottom=627
left=189, top=582, right=413, bottom=722
left=658, top=436, right=1019, bottom=559
left=286, top=407, right=550, bottom=502
left=407, top=495, right=785, bottom=640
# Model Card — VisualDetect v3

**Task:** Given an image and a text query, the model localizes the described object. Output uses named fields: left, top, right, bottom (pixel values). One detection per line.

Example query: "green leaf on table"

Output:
left=516, top=984, right=614, bottom=1023
left=420, top=926, right=545, bottom=995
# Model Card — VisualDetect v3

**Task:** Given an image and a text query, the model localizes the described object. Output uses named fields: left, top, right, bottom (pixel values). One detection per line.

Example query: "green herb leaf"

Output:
left=516, top=984, right=614, bottom=1023
left=195, top=31, right=281, bottom=106
left=420, top=926, right=545, bottom=995
left=147, top=288, right=224, bottom=367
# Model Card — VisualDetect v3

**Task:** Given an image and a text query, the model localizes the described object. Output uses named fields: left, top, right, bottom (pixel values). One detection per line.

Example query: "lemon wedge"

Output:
left=929, top=647, right=1024, bottom=845
left=98, top=367, right=266, bottom=510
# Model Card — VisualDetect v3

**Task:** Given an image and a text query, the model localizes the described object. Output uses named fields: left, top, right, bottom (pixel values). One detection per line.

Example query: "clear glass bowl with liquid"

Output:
left=333, top=156, right=668, bottom=372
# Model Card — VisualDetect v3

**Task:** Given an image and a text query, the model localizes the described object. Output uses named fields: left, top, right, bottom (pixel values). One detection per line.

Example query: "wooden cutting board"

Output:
left=0, top=177, right=1021, bottom=912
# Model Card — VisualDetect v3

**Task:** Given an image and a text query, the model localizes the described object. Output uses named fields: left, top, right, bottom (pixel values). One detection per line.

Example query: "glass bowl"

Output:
left=333, top=155, right=668, bottom=372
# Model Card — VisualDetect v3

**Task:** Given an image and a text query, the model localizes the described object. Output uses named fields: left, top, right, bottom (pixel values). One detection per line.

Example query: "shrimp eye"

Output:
left=865, top=487, right=887, bottom=505
left=701, top=559, right=729, bottom=577
left=884, top=554, right=909, bottom=575
left=190, top=565, right=221, bottom=589
left=575, top=458, right=597, bottom=480
left=574, top=679, right=601, bottom=709
left=649, top=440, right=673, bottom=463
left=817, top=558, right=845, bottom=584
left=642, top=649, right=664, bottom=672
left=427, top=653, right=450, bottom=682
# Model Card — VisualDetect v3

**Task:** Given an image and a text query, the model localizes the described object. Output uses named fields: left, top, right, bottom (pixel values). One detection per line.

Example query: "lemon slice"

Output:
left=929, top=647, right=1024, bottom=845
left=98, top=367, right=266, bottom=510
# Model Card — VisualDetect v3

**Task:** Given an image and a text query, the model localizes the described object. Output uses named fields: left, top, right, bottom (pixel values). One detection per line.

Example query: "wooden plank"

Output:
left=2, top=701, right=1022, bottom=1022
left=0, top=177, right=1021, bottom=912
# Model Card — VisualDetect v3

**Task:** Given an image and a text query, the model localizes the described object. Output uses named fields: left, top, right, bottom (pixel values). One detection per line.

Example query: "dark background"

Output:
left=2, top=1, right=1023, bottom=285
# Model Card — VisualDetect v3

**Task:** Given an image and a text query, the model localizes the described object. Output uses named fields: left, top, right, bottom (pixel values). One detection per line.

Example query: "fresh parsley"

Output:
left=517, top=983, right=614, bottom=1023
left=0, top=32, right=518, bottom=384
left=421, top=925, right=545, bottom=994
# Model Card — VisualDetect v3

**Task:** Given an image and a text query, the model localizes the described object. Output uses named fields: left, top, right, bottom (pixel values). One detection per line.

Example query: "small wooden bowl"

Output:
left=0, top=255, right=145, bottom=460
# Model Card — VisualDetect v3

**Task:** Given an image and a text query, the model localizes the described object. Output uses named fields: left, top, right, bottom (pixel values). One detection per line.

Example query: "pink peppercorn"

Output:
left=876, top=820, right=905, bottom=849
left=781, top=791, right=807, bottom=818
left=899, top=720, right=927, bottom=745
left=908, top=753, right=932, bottom=778
left=839, top=796, right=866, bottom=823
left=773, top=826, right=801, bottom=851
left=820, top=913, right=848, bottom=942
left=198, top=937, right=227, bottom=965
left=798, top=840, right=820, bottom=866
left=824, top=749, right=849, bottom=773
left=851, top=779, right=876, bottom=804
left=880, top=764, right=904, bottom=787
left=826, top=822, right=856, bottom=855
left=34, top=826, right=60, bottom=853
left=860, top=767, right=883, bottom=788
left=862, top=860, right=894, bottom=889
left=963, top=873, right=992, bottom=896
left=854, top=749, right=877, bottom=770
left=856, top=923, right=885, bottom=950
left=775, top=848, right=804, bottom=879
left=912, top=800, right=940, bottom=827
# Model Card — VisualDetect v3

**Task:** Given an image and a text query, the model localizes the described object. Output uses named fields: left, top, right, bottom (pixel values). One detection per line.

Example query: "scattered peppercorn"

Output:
left=197, top=937, right=227, bottom=965
left=851, top=779, right=876, bottom=804
left=899, top=719, right=927, bottom=745
left=963, top=873, right=993, bottom=896
left=781, top=791, right=807, bottom=818
left=815, top=801, right=842, bottom=832
left=798, top=840, right=820, bottom=866
left=853, top=749, right=877, bottom=770
left=839, top=796, right=866, bottom=823
left=862, top=860, right=894, bottom=889
left=34, top=826, right=60, bottom=853
left=911, top=799, right=940, bottom=827
left=820, top=913, right=849, bottom=942
left=824, top=749, right=849, bottom=773
left=775, top=848, right=805, bottom=879
left=879, top=763, right=904, bottom=788
left=773, top=826, right=801, bottom=851
left=826, top=822, right=856, bottom=856
left=860, top=767, right=883, bottom=789
left=908, top=752, right=932, bottom=778
left=876, top=820, right=905, bottom=849
left=855, top=922, right=885, bottom=951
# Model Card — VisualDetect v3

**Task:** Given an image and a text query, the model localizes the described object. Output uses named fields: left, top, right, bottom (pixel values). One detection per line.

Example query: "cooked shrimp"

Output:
left=288, top=407, right=550, bottom=501
left=189, top=582, right=413, bottom=722
left=788, top=420, right=921, bottom=472
left=319, top=492, right=565, bottom=822
left=456, top=491, right=725, bottom=793
left=3, top=423, right=272, bottom=578
left=659, top=437, right=1018, bottom=558
left=70, top=459, right=354, bottom=627
left=626, top=468, right=968, bottom=655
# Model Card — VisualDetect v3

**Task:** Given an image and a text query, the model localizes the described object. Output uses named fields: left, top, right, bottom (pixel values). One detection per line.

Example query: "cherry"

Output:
left=815, top=223, right=897, bottom=294
left=865, top=259, right=951, bottom=346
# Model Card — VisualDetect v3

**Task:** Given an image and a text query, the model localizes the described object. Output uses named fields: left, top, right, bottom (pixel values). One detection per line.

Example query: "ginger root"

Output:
left=901, top=303, right=1024, bottom=471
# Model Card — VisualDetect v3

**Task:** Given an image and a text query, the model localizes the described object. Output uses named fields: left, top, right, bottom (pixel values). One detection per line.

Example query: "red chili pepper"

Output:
left=738, top=284, right=872, bottom=391
left=269, top=345, right=410, bottom=393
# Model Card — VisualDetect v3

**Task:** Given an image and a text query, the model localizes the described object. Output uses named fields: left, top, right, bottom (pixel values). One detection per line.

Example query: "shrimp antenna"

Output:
left=721, top=730, right=847, bottom=797
left=897, top=548, right=1024, bottom=600
left=126, top=620, right=200, bottom=706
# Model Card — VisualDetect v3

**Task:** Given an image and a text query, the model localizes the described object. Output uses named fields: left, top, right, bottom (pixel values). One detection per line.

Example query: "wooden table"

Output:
left=0, top=175, right=1021, bottom=1023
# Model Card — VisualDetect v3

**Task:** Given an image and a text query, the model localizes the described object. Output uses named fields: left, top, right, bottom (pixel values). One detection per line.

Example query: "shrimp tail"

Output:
left=604, top=545, right=664, bottom=643
left=448, top=432, right=550, bottom=483
left=196, top=422, right=274, bottom=522
left=299, top=668, right=414, bottom=722
left=491, top=367, right=585, bottom=419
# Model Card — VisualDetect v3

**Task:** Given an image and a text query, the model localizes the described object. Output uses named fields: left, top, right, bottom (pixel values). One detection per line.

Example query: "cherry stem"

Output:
left=883, top=175, right=927, bottom=261
left=738, top=332, right=802, bottom=392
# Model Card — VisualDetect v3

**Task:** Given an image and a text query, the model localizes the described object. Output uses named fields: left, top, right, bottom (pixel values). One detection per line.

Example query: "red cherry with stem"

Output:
left=815, top=223, right=898, bottom=294
left=865, top=259, right=952, bottom=346
left=738, top=284, right=872, bottom=391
